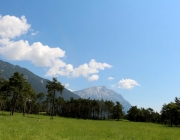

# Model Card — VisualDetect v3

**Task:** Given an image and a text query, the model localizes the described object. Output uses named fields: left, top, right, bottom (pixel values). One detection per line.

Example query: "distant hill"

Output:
left=74, top=86, right=131, bottom=112
left=0, top=60, right=80, bottom=100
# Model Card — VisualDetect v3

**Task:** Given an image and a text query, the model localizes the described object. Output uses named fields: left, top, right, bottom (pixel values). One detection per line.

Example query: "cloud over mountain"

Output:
left=88, top=74, right=99, bottom=81
left=72, top=59, right=112, bottom=78
left=111, top=78, right=140, bottom=89
left=0, top=15, right=112, bottom=81
left=118, top=78, right=140, bottom=89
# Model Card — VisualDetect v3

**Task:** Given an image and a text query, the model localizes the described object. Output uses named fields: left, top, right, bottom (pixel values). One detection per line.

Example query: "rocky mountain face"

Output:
left=74, top=86, right=131, bottom=112
left=0, top=60, right=80, bottom=100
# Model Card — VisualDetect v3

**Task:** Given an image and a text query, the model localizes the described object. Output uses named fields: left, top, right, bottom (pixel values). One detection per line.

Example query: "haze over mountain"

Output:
left=0, top=60, right=80, bottom=100
left=74, top=86, right=131, bottom=112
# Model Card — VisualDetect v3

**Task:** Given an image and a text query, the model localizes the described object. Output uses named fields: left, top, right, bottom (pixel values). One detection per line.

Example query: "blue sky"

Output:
left=0, top=0, right=180, bottom=112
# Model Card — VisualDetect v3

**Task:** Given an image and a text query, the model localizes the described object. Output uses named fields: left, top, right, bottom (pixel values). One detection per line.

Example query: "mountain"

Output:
left=74, top=86, right=131, bottom=112
left=0, top=60, right=80, bottom=100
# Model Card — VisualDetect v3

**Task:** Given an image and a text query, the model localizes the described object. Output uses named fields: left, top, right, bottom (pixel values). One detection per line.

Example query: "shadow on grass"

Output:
left=161, top=125, right=180, bottom=128
left=0, top=113, right=10, bottom=116
left=25, top=115, right=43, bottom=119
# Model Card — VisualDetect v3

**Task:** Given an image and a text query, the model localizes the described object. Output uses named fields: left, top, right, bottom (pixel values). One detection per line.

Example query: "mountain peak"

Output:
left=74, top=86, right=131, bottom=112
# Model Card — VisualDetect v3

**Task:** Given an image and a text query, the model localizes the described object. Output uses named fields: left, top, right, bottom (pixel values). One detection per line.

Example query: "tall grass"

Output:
left=0, top=112, right=179, bottom=140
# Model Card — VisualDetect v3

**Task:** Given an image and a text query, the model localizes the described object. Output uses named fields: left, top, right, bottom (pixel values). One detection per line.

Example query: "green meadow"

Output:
left=0, top=112, right=180, bottom=140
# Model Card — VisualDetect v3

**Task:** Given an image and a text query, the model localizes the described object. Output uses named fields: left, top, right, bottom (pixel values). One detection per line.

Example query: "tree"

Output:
left=37, top=92, right=45, bottom=114
left=127, top=106, right=139, bottom=121
left=9, top=72, right=26, bottom=116
left=147, top=108, right=154, bottom=122
left=105, top=100, right=114, bottom=120
left=0, top=79, right=10, bottom=114
left=113, top=101, right=123, bottom=121
left=174, top=97, right=180, bottom=125
left=92, top=99, right=98, bottom=119
left=46, top=77, right=64, bottom=118
left=161, top=102, right=179, bottom=127
left=20, top=81, right=36, bottom=116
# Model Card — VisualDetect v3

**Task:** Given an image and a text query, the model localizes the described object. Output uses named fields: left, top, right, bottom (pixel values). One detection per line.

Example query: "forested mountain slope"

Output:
left=0, top=60, right=80, bottom=100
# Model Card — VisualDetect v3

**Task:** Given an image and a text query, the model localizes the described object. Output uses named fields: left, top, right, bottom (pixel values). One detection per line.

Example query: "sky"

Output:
left=0, top=0, right=180, bottom=112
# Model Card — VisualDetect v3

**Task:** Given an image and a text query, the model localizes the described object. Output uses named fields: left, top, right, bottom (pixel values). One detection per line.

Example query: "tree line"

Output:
left=0, top=72, right=123, bottom=120
left=1, top=72, right=180, bottom=127
left=125, top=98, right=180, bottom=127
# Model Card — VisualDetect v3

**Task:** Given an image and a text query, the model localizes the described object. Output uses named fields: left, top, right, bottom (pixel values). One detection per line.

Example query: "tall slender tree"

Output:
left=46, top=77, right=64, bottom=118
left=21, top=81, right=36, bottom=116
left=37, top=92, right=45, bottom=114
left=113, top=101, right=123, bottom=121
left=9, top=72, right=26, bottom=116
left=105, top=100, right=114, bottom=120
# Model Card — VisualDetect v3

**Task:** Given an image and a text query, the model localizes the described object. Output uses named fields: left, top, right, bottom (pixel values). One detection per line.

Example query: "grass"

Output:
left=0, top=112, right=180, bottom=140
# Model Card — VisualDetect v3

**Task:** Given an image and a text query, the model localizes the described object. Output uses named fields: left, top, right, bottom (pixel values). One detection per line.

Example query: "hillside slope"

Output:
left=0, top=60, right=80, bottom=100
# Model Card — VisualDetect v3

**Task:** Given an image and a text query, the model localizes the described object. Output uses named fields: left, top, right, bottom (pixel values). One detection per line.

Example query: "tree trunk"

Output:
left=2, top=105, right=4, bottom=115
left=51, top=91, right=55, bottom=118
left=10, top=93, right=17, bottom=116
left=28, top=103, right=32, bottom=114
left=38, top=99, right=41, bottom=115
left=108, top=110, right=110, bottom=120
left=23, top=103, right=26, bottom=116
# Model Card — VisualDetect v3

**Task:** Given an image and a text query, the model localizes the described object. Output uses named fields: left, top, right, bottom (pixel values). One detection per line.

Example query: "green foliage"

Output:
left=161, top=97, right=180, bottom=127
left=0, top=79, right=10, bottom=113
left=105, top=100, right=114, bottom=119
left=1, top=70, right=180, bottom=128
left=112, top=101, right=123, bottom=120
left=37, top=92, right=45, bottom=114
left=127, top=106, right=161, bottom=123
left=0, top=112, right=180, bottom=140
left=0, top=60, right=80, bottom=100
left=0, top=72, right=37, bottom=116
left=46, top=77, right=64, bottom=118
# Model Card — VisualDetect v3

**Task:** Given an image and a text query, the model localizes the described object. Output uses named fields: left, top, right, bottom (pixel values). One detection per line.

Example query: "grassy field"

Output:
left=0, top=112, right=180, bottom=140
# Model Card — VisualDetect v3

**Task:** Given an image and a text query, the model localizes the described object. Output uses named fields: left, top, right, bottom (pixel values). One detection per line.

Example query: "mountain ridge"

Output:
left=74, top=86, right=131, bottom=112
left=0, top=60, right=80, bottom=100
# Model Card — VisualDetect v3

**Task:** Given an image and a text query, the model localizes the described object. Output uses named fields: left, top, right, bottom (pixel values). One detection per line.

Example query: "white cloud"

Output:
left=89, top=59, right=112, bottom=70
left=88, top=74, right=99, bottom=81
left=110, top=84, right=116, bottom=88
left=118, top=78, right=140, bottom=89
left=108, top=76, right=114, bottom=80
left=0, top=15, right=30, bottom=38
left=64, top=83, right=69, bottom=87
left=72, top=59, right=112, bottom=78
left=63, top=83, right=76, bottom=92
left=0, top=39, right=66, bottom=67
left=31, top=31, right=39, bottom=36
left=0, top=15, right=112, bottom=81
left=68, top=89, right=75, bottom=92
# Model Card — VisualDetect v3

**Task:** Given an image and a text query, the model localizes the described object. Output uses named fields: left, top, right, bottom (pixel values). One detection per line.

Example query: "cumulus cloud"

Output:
left=0, top=15, right=30, bottom=38
left=118, top=78, right=140, bottom=89
left=88, top=74, right=99, bottom=81
left=0, top=40, right=65, bottom=66
left=72, top=59, right=112, bottom=78
left=0, top=15, right=112, bottom=81
left=108, top=76, right=114, bottom=80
